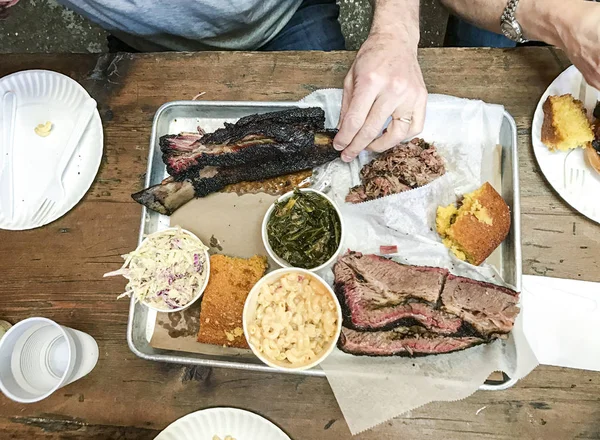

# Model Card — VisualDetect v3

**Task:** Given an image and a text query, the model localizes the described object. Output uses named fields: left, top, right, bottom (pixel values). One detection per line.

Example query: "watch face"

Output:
left=501, top=22, right=518, bottom=41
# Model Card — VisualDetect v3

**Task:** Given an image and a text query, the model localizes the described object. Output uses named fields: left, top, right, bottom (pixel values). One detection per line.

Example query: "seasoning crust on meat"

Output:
left=132, top=107, right=341, bottom=215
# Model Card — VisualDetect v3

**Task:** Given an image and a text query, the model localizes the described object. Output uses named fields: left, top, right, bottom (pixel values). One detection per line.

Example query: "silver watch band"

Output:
left=501, top=0, right=520, bottom=22
left=501, top=0, right=529, bottom=43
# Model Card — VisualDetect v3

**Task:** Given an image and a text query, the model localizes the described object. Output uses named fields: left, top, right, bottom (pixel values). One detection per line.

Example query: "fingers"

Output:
left=582, top=68, right=600, bottom=91
left=338, top=73, right=354, bottom=129
left=335, top=60, right=428, bottom=161
left=367, top=88, right=427, bottom=153
left=367, top=118, right=411, bottom=153
left=333, top=85, right=379, bottom=153
left=406, top=90, right=427, bottom=138
left=340, top=97, right=397, bottom=161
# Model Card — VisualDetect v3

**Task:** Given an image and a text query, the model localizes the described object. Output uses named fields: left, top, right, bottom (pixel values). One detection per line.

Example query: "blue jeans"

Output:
left=445, top=15, right=517, bottom=48
left=260, top=0, right=346, bottom=51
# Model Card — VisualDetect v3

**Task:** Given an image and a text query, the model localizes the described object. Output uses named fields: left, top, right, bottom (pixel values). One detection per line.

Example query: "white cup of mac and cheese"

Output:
left=243, top=268, right=342, bottom=371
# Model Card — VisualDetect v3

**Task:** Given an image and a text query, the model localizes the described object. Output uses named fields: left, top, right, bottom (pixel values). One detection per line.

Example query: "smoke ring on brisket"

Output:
left=333, top=252, right=520, bottom=357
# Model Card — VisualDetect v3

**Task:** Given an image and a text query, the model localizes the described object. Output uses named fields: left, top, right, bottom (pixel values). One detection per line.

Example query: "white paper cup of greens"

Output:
left=104, top=227, right=210, bottom=313
left=262, top=188, right=345, bottom=272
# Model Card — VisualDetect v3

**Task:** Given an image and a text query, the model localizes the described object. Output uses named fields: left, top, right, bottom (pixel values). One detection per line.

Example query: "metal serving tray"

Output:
left=127, top=101, right=522, bottom=390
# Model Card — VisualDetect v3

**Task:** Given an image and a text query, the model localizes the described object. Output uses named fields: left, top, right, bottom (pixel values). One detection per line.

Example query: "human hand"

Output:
left=334, top=31, right=428, bottom=162
left=0, top=0, right=20, bottom=18
left=555, top=2, right=600, bottom=89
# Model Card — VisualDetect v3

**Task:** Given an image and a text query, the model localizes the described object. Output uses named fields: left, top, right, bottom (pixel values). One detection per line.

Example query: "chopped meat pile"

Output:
left=334, top=251, right=520, bottom=357
left=346, top=138, right=446, bottom=204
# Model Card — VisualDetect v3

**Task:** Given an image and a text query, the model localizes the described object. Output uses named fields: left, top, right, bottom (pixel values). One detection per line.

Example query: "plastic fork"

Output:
left=31, top=98, right=97, bottom=225
left=563, top=149, right=587, bottom=195
left=565, top=167, right=586, bottom=192
left=0, top=91, right=17, bottom=221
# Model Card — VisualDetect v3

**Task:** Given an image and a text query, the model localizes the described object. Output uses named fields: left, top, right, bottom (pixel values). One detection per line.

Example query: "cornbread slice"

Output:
left=436, top=182, right=511, bottom=266
left=542, top=94, right=594, bottom=151
left=197, top=254, right=267, bottom=348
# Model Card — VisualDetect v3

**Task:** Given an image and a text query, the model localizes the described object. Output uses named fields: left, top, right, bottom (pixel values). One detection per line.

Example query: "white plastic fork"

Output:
left=565, top=167, right=586, bottom=193
left=563, top=149, right=587, bottom=196
left=0, top=91, right=17, bottom=221
left=31, top=98, right=97, bottom=225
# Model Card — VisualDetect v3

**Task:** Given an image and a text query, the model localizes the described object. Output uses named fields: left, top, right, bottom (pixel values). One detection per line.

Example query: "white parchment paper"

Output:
left=300, top=90, right=539, bottom=435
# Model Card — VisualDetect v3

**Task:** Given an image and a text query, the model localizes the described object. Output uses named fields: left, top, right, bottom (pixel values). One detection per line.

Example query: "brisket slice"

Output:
left=337, top=252, right=447, bottom=304
left=441, top=274, right=520, bottom=337
left=334, top=253, right=461, bottom=334
left=338, top=326, right=485, bottom=356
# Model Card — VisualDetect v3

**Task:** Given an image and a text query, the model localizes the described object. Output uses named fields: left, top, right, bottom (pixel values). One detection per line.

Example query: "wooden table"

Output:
left=0, top=48, right=598, bottom=440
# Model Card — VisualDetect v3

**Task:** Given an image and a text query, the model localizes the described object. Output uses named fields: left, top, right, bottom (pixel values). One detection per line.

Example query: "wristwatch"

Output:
left=500, top=0, right=529, bottom=43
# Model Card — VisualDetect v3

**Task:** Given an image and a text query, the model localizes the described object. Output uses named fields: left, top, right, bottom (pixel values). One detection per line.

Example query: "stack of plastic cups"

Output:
left=0, top=317, right=98, bottom=403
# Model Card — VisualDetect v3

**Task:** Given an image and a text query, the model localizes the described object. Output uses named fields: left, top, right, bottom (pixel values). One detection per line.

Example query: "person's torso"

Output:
left=58, top=0, right=303, bottom=51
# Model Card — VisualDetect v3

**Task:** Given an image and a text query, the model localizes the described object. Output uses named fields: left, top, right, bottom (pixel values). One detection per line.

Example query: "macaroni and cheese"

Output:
left=247, top=272, right=339, bottom=367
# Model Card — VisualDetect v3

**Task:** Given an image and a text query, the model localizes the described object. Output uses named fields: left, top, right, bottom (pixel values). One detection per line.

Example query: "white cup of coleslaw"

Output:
left=118, top=227, right=211, bottom=313
left=262, top=189, right=345, bottom=273
left=242, top=268, right=342, bottom=372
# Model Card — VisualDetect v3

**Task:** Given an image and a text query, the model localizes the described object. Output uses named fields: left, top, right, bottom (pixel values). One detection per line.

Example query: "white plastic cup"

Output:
left=0, top=317, right=99, bottom=403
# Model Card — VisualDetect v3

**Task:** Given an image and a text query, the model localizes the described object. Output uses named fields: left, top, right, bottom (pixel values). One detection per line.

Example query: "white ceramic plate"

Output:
left=532, top=65, right=600, bottom=223
left=155, top=408, right=291, bottom=440
left=0, top=70, right=103, bottom=230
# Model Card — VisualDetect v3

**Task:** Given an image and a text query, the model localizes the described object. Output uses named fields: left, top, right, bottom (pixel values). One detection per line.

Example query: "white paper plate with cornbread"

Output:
left=532, top=65, right=600, bottom=223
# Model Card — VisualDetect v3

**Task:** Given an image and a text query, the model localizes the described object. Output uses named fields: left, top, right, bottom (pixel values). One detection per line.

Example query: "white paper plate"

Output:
left=0, top=70, right=103, bottom=230
left=155, top=408, right=291, bottom=440
left=532, top=65, right=600, bottom=223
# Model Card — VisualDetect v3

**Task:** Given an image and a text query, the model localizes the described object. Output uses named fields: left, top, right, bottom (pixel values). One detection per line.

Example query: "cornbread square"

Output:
left=197, top=254, right=267, bottom=348
left=542, top=94, right=594, bottom=152
left=436, top=182, right=510, bottom=266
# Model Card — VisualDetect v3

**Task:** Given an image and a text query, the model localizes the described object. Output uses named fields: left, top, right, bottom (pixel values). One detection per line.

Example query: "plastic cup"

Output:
left=0, top=317, right=99, bottom=403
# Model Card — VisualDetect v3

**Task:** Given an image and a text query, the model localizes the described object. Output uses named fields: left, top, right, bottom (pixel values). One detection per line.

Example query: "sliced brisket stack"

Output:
left=333, top=254, right=462, bottom=334
left=334, top=252, right=519, bottom=357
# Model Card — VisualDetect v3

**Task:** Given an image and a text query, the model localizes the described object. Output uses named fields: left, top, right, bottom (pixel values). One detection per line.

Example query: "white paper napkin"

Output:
left=522, top=274, right=600, bottom=372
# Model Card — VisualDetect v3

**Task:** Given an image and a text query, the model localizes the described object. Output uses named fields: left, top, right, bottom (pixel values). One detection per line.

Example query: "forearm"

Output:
left=370, top=0, right=420, bottom=47
left=440, top=0, right=584, bottom=47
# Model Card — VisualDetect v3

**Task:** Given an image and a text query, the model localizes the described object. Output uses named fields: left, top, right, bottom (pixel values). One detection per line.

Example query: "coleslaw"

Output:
left=104, top=227, right=209, bottom=311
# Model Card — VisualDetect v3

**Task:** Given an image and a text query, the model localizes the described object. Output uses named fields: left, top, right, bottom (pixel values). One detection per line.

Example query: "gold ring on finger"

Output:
left=398, top=116, right=413, bottom=124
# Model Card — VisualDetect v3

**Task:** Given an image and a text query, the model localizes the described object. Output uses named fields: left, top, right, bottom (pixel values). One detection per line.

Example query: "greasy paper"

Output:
left=149, top=192, right=277, bottom=356
left=301, top=90, right=538, bottom=435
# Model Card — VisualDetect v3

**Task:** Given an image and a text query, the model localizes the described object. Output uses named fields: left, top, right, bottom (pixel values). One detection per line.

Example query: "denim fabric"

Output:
left=445, top=15, right=517, bottom=48
left=260, top=0, right=346, bottom=51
